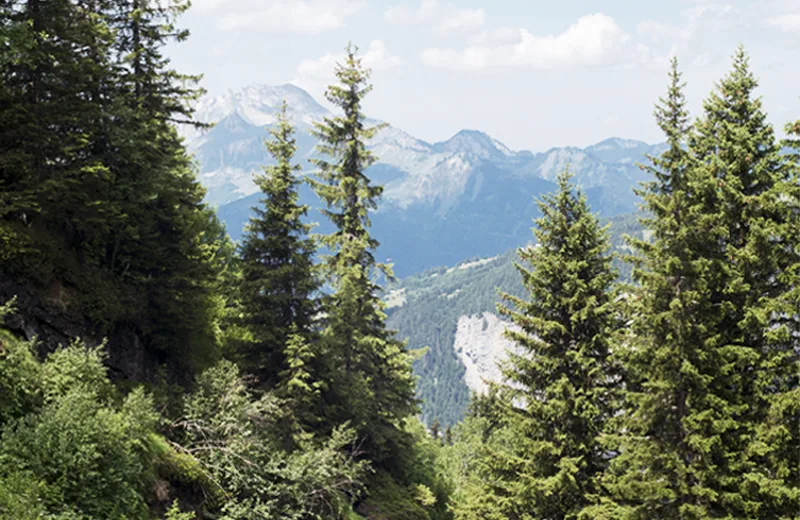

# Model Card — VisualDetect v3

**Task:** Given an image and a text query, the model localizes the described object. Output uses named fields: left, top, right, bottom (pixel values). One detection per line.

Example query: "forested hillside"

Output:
left=1, top=0, right=798, bottom=518
left=386, top=213, right=644, bottom=426
left=0, top=3, right=449, bottom=518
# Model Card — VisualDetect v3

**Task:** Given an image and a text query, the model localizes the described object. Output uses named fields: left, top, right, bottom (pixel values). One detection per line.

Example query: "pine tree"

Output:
left=238, top=101, right=318, bottom=387
left=0, top=0, right=230, bottom=372
left=0, top=0, right=121, bottom=262
left=688, top=46, right=799, bottom=518
left=471, top=169, right=617, bottom=520
left=278, top=324, right=322, bottom=437
left=309, top=43, right=417, bottom=461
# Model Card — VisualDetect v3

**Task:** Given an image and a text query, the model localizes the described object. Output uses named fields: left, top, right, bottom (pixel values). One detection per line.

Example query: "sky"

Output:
left=167, top=0, right=800, bottom=151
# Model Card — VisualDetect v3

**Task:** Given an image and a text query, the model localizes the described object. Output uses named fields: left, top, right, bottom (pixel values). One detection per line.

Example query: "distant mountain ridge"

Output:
left=183, top=84, right=664, bottom=276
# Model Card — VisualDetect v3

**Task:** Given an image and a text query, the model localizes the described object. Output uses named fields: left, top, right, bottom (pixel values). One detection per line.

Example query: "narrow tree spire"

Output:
left=309, top=43, right=416, bottom=462
left=468, top=169, right=618, bottom=519
left=238, top=101, right=318, bottom=388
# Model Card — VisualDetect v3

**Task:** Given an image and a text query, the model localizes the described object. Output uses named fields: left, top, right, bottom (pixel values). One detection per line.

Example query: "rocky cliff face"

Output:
left=452, top=312, right=521, bottom=394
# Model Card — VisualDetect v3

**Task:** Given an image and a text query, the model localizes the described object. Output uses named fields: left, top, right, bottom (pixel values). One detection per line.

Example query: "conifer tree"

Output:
left=470, top=170, right=617, bottom=519
left=0, top=0, right=121, bottom=258
left=309, top=43, right=417, bottom=461
left=600, top=49, right=800, bottom=519
left=688, top=46, right=799, bottom=518
left=746, top=113, right=800, bottom=518
left=238, top=102, right=318, bottom=387
left=593, top=58, right=705, bottom=520
left=0, top=0, right=230, bottom=372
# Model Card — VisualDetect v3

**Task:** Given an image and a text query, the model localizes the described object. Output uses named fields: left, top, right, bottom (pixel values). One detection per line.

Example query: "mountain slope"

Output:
left=385, top=213, right=644, bottom=426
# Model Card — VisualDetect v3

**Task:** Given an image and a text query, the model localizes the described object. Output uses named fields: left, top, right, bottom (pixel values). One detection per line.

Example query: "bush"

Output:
left=0, top=321, right=42, bottom=427
left=0, top=338, right=160, bottom=520
left=179, top=360, right=368, bottom=519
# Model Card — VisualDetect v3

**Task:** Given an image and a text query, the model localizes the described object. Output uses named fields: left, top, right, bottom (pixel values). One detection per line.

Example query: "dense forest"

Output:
left=0, top=1, right=798, bottom=519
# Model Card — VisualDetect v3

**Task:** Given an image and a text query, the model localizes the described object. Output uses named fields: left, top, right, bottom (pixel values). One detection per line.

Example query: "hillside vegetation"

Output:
left=0, top=0, right=798, bottom=518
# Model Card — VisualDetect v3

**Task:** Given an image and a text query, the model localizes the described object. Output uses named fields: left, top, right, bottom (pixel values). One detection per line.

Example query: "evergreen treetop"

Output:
left=599, top=47, right=800, bottom=520
left=465, top=169, right=618, bottom=519
left=309, top=43, right=417, bottom=463
left=238, top=101, right=318, bottom=388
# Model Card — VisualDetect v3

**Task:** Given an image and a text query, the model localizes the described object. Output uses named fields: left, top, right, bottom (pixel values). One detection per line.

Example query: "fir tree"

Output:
left=0, top=0, right=121, bottom=259
left=0, top=0, right=230, bottom=372
left=238, top=101, right=318, bottom=388
left=688, top=46, right=800, bottom=518
left=474, top=169, right=617, bottom=519
left=278, top=324, right=322, bottom=438
left=309, top=43, right=417, bottom=461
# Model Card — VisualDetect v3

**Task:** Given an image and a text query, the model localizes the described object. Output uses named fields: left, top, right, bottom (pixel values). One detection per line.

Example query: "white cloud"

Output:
left=193, top=0, right=366, bottom=34
left=637, top=4, right=737, bottom=45
left=293, top=40, right=402, bottom=97
left=766, top=12, right=800, bottom=30
left=384, top=0, right=438, bottom=25
left=421, top=13, right=633, bottom=71
left=633, top=3, right=740, bottom=68
left=434, top=7, right=486, bottom=32
left=468, top=27, right=524, bottom=45
left=384, top=0, right=486, bottom=33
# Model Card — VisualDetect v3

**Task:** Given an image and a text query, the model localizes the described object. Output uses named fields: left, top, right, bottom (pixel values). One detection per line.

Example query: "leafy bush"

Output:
left=0, top=339, right=160, bottom=520
left=178, top=360, right=368, bottom=519
left=0, top=301, right=42, bottom=426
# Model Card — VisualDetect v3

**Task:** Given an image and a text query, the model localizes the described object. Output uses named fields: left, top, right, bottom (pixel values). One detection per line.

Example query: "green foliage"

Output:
left=386, top=213, right=644, bottom=427
left=0, top=339, right=160, bottom=520
left=0, top=0, right=231, bottom=375
left=309, top=43, right=417, bottom=464
left=361, top=418, right=455, bottom=520
left=177, top=360, right=368, bottom=519
left=357, top=472, right=432, bottom=520
left=40, top=339, right=114, bottom=403
left=452, top=170, right=619, bottom=519
left=4, top=1, right=798, bottom=517
left=0, top=301, right=42, bottom=427
left=237, top=101, right=318, bottom=387
left=164, top=501, right=195, bottom=520
left=599, top=49, right=800, bottom=519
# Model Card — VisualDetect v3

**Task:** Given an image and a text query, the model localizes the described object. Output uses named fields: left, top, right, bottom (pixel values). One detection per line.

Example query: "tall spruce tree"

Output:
left=466, top=170, right=617, bottom=519
left=0, top=0, right=121, bottom=263
left=309, top=44, right=417, bottom=461
left=238, top=102, right=318, bottom=388
left=745, top=112, right=800, bottom=518
left=600, top=49, right=800, bottom=519
left=593, top=57, right=706, bottom=520
left=688, top=46, right=800, bottom=518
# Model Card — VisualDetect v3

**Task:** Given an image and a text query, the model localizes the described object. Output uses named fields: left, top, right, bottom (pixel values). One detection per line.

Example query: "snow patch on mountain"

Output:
left=182, top=84, right=330, bottom=144
left=588, top=137, right=648, bottom=151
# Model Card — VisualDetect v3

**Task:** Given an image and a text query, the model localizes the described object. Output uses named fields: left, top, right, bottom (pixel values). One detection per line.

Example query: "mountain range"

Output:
left=182, top=84, right=665, bottom=277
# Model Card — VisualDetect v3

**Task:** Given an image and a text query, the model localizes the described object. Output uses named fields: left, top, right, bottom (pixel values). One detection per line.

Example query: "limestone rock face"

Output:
left=452, top=311, right=522, bottom=394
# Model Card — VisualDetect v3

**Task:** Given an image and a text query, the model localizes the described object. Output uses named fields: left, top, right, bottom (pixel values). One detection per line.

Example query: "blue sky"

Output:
left=168, top=0, right=800, bottom=150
